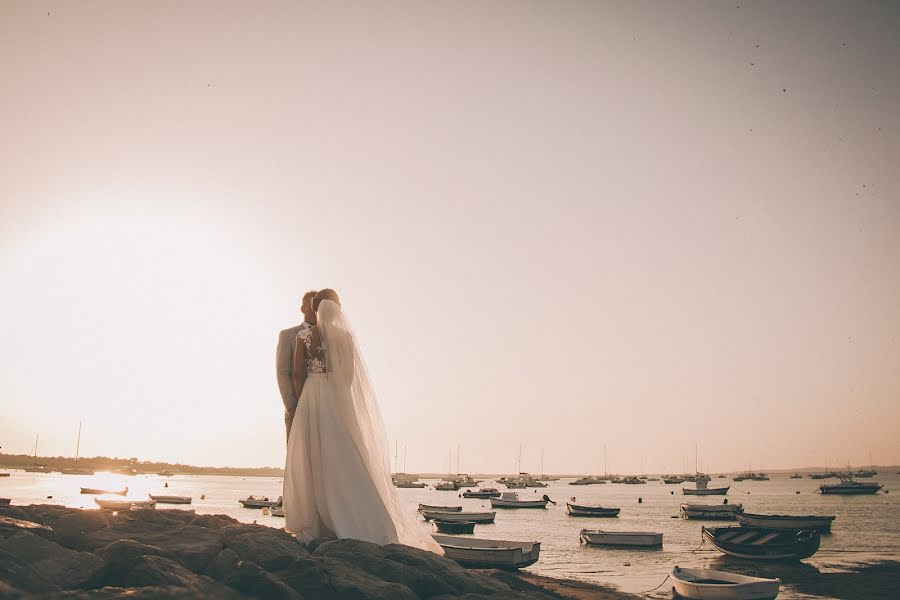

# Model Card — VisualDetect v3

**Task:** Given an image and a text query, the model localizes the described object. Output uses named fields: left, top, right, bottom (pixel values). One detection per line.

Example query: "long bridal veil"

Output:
left=315, top=299, right=442, bottom=553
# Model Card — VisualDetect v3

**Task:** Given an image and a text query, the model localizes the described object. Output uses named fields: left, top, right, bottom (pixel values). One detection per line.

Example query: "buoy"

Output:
left=796, top=491, right=800, bottom=494
left=638, top=497, right=642, bottom=503
left=670, top=491, right=674, bottom=495
left=164, top=482, right=168, bottom=488
left=200, top=494, right=206, bottom=500
left=723, top=499, right=729, bottom=505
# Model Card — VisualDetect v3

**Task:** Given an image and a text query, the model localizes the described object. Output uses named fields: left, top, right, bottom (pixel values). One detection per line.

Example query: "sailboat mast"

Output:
left=517, top=443, right=522, bottom=474
left=541, top=447, right=544, bottom=477
left=74, top=421, right=83, bottom=465
left=604, top=443, right=607, bottom=476
left=403, top=445, right=407, bottom=473
left=457, top=443, right=460, bottom=475
left=394, top=440, right=398, bottom=473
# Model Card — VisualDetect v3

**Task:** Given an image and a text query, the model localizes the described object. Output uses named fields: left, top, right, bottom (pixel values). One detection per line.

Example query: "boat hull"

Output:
left=683, top=486, right=730, bottom=496
left=702, top=527, right=820, bottom=561
left=149, top=496, right=193, bottom=504
left=819, top=484, right=882, bottom=494
left=566, top=503, right=620, bottom=517
left=432, top=535, right=540, bottom=569
left=95, top=499, right=157, bottom=511
left=432, top=520, right=476, bottom=534
left=420, top=510, right=496, bottom=524
left=735, top=512, right=835, bottom=532
left=671, top=566, right=780, bottom=600
left=580, top=530, right=662, bottom=547
left=462, top=490, right=501, bottom=498
left=418, top=504, right=462, bottom=512
left=490, top=499, right=547, bottom=509
left=680, top=503, right=741, bottom=520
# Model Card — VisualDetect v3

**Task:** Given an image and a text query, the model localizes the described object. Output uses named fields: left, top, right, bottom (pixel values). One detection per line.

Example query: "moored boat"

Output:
left=270, top=507, right=285, bottom=517
left=734, top=511, right=835, bottom=532
left=702, top=526, right=820, bottom=560
left=95, top=498, right=157, bottom=511
left=490, top=492, right=549, bottom=509
left=81, top=487, right=128, bottom=496
left=663, top=477, right=686, bottom=484
left=149, top=495, right=193, bottom=504
left=683, top=484, right=730, bottom=496
left=670, top=565, right=781, bottom=599
left=432, top=534, right=540, bottom=569
left=566, top=501, right=620, bottom=517
left=434, top=481, right=459, bottom=491
left=419, top=510, right=496, bottom=524
left=239, top=495, right=275, bottom=508
left=394, top=480, right=427, bottom=488
left=432, top=520, right=476, bottom=534
left=680, top=502, right=742, bottom=520
left=0, top=498, right=10, bottom=506
left=818, top=475, right=882, bottom=495
left=579, top=529, right=663, bottom=547
left=462, top=487, right=501, bottom=498
left=418, top=504, right=462, bottom=512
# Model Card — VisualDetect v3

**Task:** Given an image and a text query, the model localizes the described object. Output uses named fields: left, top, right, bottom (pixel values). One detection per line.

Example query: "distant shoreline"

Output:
left=2, top=453, right=896, bottom=479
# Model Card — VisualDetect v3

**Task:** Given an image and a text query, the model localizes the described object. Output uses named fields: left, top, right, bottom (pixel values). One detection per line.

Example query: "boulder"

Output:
left=222, top=560, right=304, bottom=600
left=36, top=581, right=244, bottom=599
left=272, top=557, right=333, bottom=598
left=0, top=514, right=54, bottom=536
left=85, top=521, right=224, bottom=572
left=190, top=514, right=238, bottom=530
left=225, top=530, right=310, bottom=571
left=205, top=548, right=239, bottom=581
left=317, top=556, right=419, bottom=600
left=52, top=511, right=112, bottom=550
left=0, top=531, right=103, bottom=589
left=94, top=539, right=172, bottom=568
left=0, top=546, right=61, bottom=593
left=314, top=538, right=510, bottom=597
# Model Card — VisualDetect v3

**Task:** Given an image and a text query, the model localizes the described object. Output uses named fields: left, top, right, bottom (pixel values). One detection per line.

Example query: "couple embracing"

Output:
left=276, top=289, right=440, bottom=553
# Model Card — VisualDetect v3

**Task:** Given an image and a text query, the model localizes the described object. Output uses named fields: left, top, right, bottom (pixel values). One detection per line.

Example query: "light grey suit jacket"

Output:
left=276, top=322, right=310, bottom=414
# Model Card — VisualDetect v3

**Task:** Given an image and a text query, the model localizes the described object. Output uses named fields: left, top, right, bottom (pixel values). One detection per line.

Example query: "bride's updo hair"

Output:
left=313, top=288, right=340, bottom=312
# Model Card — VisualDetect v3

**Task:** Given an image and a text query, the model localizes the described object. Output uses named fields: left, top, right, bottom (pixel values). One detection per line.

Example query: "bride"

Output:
left=283, top=288, right=442, bottom=553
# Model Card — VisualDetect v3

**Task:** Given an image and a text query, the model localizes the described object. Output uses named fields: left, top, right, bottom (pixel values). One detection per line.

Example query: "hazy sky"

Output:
left=2, top=1, right=899, bottom=473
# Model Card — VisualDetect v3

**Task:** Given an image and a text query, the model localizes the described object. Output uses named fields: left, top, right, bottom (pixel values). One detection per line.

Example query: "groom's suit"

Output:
left=276, top=321, right=311, bottom=441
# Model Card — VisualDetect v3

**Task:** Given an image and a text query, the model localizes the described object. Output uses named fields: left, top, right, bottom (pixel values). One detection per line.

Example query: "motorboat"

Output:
left=670, top=565, right=781, bottom=599
left=419, top=510, right=496, bottom=524
left=81, top=487, right=128, bottom=496
left=579, top=529, right=663, bottom=547
left=432, top=535, right=540, bottom=569
left=394, top=480, right=426, bottom=488
left=418, top=504, right=462, bottom=512
left=432, top=520, right=476, bottom=534
left=680, top=503, right=742, bottom=520
left=490, top=492, right=549, bottom=509
left=0, top=498, right=10, bottom=506
left=434, top=481, right=459, bottom=491
left=735, top=511, right=835, bottom=532
left=664, top=477, right=686, bottom=484
left=702, top=526, right=820, bottom=560
left=462, top=487, right=501, bottom=498
left=818, top=475, right=882, bottom=495
left=566, top=501, right=620, bottom=517
left=789, top=474, right=803, bottom=479
left=239, top=496, right=275, bottom=508
left=683, top=478, right=730, bottom=495
left=149, top=495, right=193, bottom=505
left=621, top=476, right=646, bottom=484
left=569, top=477, right=601, bottom=485
left=95, top=498, right=157, bottom=511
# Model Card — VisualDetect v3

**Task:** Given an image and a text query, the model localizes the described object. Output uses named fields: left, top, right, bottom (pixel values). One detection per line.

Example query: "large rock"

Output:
left=85, top=518, right=224, bottom=572
left=225, top=530, right=310, bottom=571
left=36, top=582, right=244, bottom=599
left=314, top=538, right=511, bottom=597
left=190, top=514, right=238, bottom=530
left=222, top=560, right=304, bottom=600
left=0, top=514, right=54, bottom=537
left=205, top=548, right=240, bottom=581
left=53, top=511, right=112, bottom=550
left=276, top=555, right=417, bottom=600
left=94, top=539, right=172, bottom=568
left=0, top=546, right=61, bottom=593
left=0, top=530, right=104, bottom=589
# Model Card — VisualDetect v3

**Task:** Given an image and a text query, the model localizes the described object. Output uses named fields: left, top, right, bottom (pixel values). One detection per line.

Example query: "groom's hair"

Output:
left=302, top=290, right=318, bottom=304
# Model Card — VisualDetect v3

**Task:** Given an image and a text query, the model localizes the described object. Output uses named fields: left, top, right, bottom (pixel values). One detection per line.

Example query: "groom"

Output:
left=276, top=290, right=317, bottom=442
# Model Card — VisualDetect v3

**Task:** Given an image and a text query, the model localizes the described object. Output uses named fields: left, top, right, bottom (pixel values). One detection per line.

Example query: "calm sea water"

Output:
left=2, top=471, right=898, bottom=598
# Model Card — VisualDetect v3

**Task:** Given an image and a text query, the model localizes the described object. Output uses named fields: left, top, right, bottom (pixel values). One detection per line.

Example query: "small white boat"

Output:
left=680, top=503, right=742, bottom=520
left=434, top=481, right=459, bottom=491
left=432, top=535, right=540, bottom=569
left=420, top=510, right=496, bottom=524
left=418, top=504, right=462, bottom=512
left=149, top=495, right=192, bottom=504
left=580, top=529, right=662, bottom=547
left=490, top=492, right=548, bottom=509
left=671, top=565, right=780, bottom=599
left=394, top=480, right=427, bottom=488
left=270, top=507, right=285, bottom=517
left=462, top=487, right=501, bottom=498
left=95, top=498, right=157, bottom=511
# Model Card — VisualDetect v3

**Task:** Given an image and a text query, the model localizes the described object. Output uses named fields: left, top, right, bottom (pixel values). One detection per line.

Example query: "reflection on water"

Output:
left=2, top=471, right=898, bottom=598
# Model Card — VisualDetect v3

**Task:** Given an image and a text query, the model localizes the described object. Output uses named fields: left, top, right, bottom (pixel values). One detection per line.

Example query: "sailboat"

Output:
left=60, top=421, right=94, bottom=475
left=24, top=435, right=52, bottom=473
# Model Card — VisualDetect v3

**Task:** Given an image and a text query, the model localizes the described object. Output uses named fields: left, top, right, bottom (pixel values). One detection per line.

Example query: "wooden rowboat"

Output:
left=432, top=534, right=540, bottom=569
left=81, top=487, right=128, bottom=496
left=580, top=529, right=662, bottom=547
left=420, top=510, right=496, bottom=524
left=95, top=498, right=157, bottom=511
left=239, top=496, right=274, bottom=508
left=461, top=488, right=501, bottom=498
left=149, top=495, right=192, bottom=505
left=418, top=504, right=462, bottom=512
left=432, top=520, right=476, bottom=534
left=702, top=526, right=820, bottom=560
left=680, top=503, right=742, bottom=520
left=565, top=502, right=620, bottom=517
left=490, top=492, right=548, bottom=509
left=671, top=565, right=780, bottom=599
left=734, top=511, right=835, bottom=532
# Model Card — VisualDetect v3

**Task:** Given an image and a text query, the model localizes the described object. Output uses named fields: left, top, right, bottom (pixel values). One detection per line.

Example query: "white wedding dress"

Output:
left=283, top=300, right=442, bottom=553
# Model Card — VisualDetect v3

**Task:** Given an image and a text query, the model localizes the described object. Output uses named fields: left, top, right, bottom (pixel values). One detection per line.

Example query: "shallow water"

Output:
left=2, top=471, right=898, bottom=598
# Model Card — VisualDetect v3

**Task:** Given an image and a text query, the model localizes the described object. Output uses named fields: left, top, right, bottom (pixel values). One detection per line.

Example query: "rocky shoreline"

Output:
left=0, top=504, right=633, bottom=599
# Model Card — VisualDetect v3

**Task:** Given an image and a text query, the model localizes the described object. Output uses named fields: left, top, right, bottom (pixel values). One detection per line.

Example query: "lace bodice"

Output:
left=297, top=327, right=327, bottom=374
